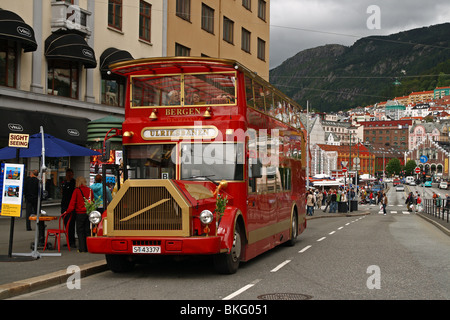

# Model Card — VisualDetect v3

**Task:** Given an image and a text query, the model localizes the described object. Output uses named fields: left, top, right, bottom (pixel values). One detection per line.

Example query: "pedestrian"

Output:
left=444, top=194, right=450, bottom=215
left=90, top=174, right=112, bottom=214
left=323, top=189, right=332, bottom=212
left=65, top=176, right=95, bottom=253
left=416, top=193, right=422, bottom=212
left=306, top=191, right=315, bottom=216
left=405, top=192, right=414, bottom=212
left=382, top=191, right=388, bottom=215
left=329, top=190, right=338, bottom=213
left=23, top=169, right=39, bottom=231
left=60, top=168, right=76, bottom=248
left=316, top=191, right=323, bottom=209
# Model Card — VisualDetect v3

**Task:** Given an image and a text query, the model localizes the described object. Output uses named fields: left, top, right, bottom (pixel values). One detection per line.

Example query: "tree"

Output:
left=404, top=160, right=417, bottom=176
left=385, top=158, right=402, bottom=176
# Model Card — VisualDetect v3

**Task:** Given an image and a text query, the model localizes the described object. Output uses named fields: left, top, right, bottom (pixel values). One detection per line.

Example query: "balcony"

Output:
left=51, top=1, right=91, bottom=37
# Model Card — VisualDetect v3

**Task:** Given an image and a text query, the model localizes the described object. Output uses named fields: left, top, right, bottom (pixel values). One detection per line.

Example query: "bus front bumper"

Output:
left=87, top=236, right=223, bottom=255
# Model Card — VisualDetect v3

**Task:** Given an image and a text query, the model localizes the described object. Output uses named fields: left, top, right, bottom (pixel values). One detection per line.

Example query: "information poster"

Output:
left=1, top=164, right=25, bottom=217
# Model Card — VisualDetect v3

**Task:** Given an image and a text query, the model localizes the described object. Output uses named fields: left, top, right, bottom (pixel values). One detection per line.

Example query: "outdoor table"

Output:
left=28, top=215, right=58, bottom=247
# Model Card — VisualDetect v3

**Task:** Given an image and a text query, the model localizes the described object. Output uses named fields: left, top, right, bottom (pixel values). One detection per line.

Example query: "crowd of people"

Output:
left=306, top=186, right=390, bottom=216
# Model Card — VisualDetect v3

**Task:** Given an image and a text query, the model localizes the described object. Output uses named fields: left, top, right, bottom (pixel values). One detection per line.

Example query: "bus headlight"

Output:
left=200, top=210, right=214, bottom=225
left=89, top=210, right=102, bottom=225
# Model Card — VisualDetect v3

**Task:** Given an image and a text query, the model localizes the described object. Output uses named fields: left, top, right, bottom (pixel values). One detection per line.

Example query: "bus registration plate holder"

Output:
left=132, top=246, right=161, bottom=254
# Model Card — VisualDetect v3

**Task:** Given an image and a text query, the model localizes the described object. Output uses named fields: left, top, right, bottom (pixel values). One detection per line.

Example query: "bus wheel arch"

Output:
left=214, top=208, right=246, bottom=274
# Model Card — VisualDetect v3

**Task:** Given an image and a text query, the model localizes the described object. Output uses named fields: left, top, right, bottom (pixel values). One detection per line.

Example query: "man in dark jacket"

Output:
left=60, top=168, right=76, bottom=247
left=23, top=170, right=39, bottom=231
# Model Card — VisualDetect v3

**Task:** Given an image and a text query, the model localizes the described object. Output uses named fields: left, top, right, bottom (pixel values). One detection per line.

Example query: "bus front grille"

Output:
left=108, top=180, right=191, bottom=237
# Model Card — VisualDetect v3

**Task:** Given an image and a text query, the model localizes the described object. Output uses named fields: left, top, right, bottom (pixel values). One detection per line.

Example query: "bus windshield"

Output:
left=180, top=143, right=244, bottom=181
left=131, top=72, right=237, bottom=107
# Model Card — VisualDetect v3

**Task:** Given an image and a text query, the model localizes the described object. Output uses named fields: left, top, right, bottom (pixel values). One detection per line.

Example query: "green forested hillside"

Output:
left=269, top=23, right=450, bottom=112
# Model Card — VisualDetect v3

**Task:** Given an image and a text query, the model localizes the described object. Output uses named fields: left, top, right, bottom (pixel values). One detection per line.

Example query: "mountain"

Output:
left=269, top=23, right=450, bottom=112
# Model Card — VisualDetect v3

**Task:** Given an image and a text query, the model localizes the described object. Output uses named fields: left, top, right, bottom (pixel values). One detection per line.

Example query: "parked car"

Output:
left=395, top=184, right=405, bottom=192
left=439, top=181, right=448, bottom=189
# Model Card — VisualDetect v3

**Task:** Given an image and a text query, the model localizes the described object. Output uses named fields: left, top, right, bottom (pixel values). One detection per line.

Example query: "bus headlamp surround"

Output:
left=200, top=210, right=214, bottom=225
left=89, top=210, right=102, bottom=225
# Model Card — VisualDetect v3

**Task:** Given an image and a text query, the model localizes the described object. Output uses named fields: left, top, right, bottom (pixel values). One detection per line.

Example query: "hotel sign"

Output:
left=142, top=126, right=218, bottom=140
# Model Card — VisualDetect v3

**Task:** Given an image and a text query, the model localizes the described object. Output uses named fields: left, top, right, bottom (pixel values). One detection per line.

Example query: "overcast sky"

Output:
left=270, top=0, right=450, bottom=69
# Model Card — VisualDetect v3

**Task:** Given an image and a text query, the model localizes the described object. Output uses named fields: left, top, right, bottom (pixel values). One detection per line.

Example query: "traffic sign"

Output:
left=342, top=167, right=348, bottom=173
left=420, top=155, right=428, bottom=163
left=415, top=167, right=421, bottom=174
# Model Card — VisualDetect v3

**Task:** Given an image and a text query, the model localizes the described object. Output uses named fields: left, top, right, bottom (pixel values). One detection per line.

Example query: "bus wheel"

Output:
left=286, top=212, right=298, bottom=246
left=214, top=223, right=242, bottom=274
left=106, top=254, right=135, bottom=273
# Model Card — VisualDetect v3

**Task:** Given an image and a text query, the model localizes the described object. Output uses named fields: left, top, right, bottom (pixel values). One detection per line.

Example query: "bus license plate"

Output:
left=132, top=246, right=161, bottom=254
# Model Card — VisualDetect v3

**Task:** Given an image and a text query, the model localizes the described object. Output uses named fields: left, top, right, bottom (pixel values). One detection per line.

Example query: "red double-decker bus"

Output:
left=87, top=57, right=307, bottom=274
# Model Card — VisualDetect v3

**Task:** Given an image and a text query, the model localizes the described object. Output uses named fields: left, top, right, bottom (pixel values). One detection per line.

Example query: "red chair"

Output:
left=44, top=211, right=73, bottom=252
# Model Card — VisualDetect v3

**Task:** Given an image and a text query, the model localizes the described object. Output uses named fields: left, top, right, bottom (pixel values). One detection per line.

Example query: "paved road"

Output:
left=11, top=211, right=450, bottom=301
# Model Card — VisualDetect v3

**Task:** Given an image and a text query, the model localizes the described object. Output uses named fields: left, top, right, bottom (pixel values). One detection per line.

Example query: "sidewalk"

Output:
left=0, top=203, right=446, bottom=300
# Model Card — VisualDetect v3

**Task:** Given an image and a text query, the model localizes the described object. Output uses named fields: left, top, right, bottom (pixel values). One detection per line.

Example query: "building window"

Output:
left=108, top=0, right=122, bottom=30
left=139, top=1, right=151, bottom=42
left=257, top=38, right=265, bottom=61
left=242, top=0, right=251, bottom=10
left=223, top=17, right=234, bottom=44
left=241, top=28, right=251, bottom=53
left=0, top=40, right=17, bottom=88
left=175, top=43, right=190, bottom=56
left=47, top=60, right=79, bottom=99
left=176, top=0, right=191, bottom=21
left=101, top=78, right=126, bottom=107
left=201, top=4, right=214, bottom=34
left=258, top=0, right=266, bottom=21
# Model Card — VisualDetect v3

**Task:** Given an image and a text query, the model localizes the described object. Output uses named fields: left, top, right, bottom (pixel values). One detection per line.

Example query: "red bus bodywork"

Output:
left=87, top=57, right=307, bottom=273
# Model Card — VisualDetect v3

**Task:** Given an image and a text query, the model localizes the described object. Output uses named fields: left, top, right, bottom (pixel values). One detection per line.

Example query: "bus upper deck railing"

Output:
left=423, top=198, right=450, bottom=224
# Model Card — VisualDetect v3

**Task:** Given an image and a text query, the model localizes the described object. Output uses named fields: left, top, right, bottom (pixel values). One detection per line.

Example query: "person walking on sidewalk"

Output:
left=65, top=176, right=94, bottom=253
left=306, top=191, right=315, bottom=216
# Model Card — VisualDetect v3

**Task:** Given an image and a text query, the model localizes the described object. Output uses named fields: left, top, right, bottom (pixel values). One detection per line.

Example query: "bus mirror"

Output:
left=251, top=160, right=262, bottom=179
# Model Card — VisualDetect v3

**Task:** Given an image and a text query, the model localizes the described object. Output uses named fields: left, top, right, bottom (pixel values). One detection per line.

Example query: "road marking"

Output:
left=271, top=260, right=291, bottom=272
left=299, top=245, right=312, bottom=253
left=345, top=222, right=350, bottom=225
left=222, top=279, right=261, bottom=300
left=403, top=211, right=410, bottom=214
left=329, top=231, right=336, bottom=235
left=317, top=237, right=326, bottom=242
left=338, top=226, right=344, bottom=230
left=391, top=211, right=398, bottom=213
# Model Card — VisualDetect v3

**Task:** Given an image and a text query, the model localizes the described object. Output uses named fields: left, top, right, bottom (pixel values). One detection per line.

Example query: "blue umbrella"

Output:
left=0, top=133, right=101, bottom=159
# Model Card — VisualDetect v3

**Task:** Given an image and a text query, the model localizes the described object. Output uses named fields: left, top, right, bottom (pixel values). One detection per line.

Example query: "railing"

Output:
left=423, top=199, right=450, bottom=224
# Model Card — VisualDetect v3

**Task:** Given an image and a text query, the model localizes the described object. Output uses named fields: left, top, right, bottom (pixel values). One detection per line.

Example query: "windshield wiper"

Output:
left=187, top=175, right=219, bottom=186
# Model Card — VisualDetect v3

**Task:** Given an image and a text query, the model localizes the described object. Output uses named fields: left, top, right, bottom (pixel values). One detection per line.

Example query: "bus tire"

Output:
left=106, top=254, right=135, bottom=273
left=214, top=222, right=243, bottom=274
left=286, top=210, right=298, bottom=246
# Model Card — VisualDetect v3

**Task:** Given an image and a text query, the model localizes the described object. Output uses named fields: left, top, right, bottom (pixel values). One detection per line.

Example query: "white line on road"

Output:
left=329, top=231, right=336, bottom=235
left=317, top=237, right=326, bottom=242
left=338, top=226, right=344, bottom=230
left=222, top=279, right=261, bottom=300
left=271, top=260, right=291, bottom=272
left=299, top=245, right=312, bottom=253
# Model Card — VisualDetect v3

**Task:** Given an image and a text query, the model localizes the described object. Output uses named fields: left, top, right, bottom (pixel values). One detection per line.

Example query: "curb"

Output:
left=416, top=213, right=450, bottom=237
left=0, top=259, right=107, bottom=300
